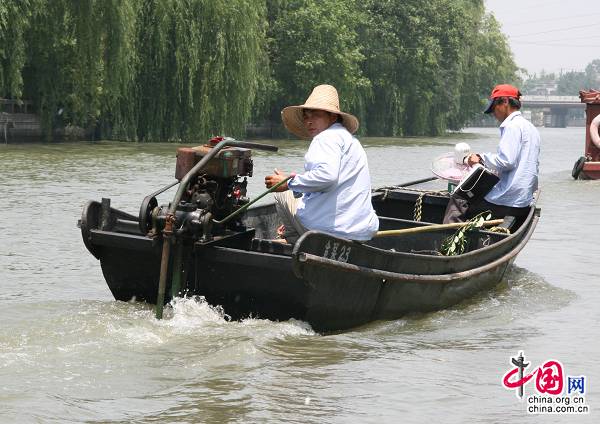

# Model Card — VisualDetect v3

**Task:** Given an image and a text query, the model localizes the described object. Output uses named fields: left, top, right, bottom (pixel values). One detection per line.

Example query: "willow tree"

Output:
left=458, top=12, right=519, bottom=123
left=443, top=0, right=487, bottom=130
left=265, top=0, right=370, bottom=134
left=96, top=0, right=140, bottom=140
left=4, top=0, right=519, bottom=140
left=432, top=0, right=519, bottom=131
left=0, top=0, right=35, bottom=99
left=360, top=0, right=447, bottom=136
left=3, top=0, right=266, bottom=141
left=126, top=0, right=267, bottom=141
left=360, top=0, right=478, bottom=136
left=12, top=0, right=139, bottom=139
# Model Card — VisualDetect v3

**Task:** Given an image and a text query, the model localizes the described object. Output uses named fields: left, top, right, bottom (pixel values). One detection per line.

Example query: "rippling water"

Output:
left=1, top=128, right=598, bottom=423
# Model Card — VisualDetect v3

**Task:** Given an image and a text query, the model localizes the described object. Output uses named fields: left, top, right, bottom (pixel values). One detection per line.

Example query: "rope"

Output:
left=413, top=190, right=448, bottom=221
left=414, top=193, right=426, bottom=221
left=373, top=185, right=449, bottom=222
left=375, top=186, right=449, bottom=195
left=488, top=226, right=511, bottom=235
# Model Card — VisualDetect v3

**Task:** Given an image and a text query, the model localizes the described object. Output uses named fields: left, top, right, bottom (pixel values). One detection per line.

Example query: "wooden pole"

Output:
left=375, top=219, right=504, bottom=238
left=155, top=215, right=174, bottom=319
left=397, top=176, right=438, bottom=187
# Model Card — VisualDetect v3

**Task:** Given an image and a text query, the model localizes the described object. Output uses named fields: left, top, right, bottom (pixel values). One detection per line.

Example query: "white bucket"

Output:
left=454, top=142, right=471, bottom=165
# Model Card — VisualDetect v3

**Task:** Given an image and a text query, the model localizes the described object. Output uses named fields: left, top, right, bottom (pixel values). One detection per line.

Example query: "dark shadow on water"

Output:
left=338, top=265, right=576, bottom=351
left=255, top=265, right=576, bottom=366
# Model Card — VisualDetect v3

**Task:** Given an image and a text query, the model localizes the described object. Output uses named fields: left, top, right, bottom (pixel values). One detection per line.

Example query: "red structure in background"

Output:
left=573, top=90, right=600, bottom=179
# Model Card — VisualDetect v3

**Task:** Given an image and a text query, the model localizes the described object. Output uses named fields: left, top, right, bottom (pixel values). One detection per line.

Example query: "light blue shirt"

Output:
left=287, top=123, right=379, bottom=240
left=482, top=111, right=540, bottom=208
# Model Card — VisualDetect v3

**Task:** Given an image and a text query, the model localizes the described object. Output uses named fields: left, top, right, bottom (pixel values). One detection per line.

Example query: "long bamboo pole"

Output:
left=375, top=219, right=504, bottom=238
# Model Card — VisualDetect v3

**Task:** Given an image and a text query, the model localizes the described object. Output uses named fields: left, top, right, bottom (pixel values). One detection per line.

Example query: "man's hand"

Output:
left=265, top=169, right=290, bottom=192
left=466, top=154, right=482, bottom=166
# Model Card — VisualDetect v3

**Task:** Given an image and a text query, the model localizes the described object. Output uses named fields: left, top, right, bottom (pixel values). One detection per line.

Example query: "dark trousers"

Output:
left=443, top=196, right=530, bottom=225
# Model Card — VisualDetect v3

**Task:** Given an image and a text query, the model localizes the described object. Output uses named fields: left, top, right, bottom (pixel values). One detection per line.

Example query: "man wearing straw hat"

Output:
left=264, top=84, right=379, bottom=244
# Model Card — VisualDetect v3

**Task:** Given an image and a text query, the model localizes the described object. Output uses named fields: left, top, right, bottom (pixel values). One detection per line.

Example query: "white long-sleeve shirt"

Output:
left=481, top=111, right=541, bottom=208
left=287, top=123, right=379, bottom=240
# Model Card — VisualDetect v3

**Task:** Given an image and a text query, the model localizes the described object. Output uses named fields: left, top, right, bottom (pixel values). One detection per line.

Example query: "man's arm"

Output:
left=481, top=126, right=522, bottom=171
left=288, top=134, right=342, bottom=193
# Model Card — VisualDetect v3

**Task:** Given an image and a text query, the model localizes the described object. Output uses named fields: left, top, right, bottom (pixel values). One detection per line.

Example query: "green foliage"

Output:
left=16, top=0, right=139, bottom=139
left=464, top=13, right=520, bottom=117
left=361, top=0, right=475, bottom=136
left=0, top=0, right=36, bottom=99
left=1, top=0, right=521, bottom=140
left=126, top=0, right=266, bottom=141
left=556, top=59, right=600, bottom=95
left=265, top=0, right=370, bottom=131
left=522, top=59, right=599, bottom=96
left=1, top=0, right=265, bottom=141
left=261, top=0, right=520, bottom=137
left=556, top=71, right=586, bottom=95
left=440, top=211, right=492, bottom=256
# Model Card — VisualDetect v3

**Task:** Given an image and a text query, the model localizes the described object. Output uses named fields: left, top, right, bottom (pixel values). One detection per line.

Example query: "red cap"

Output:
left=484, top=84, right=522, bottom=114
left=489, top=84, right=521, bottom=99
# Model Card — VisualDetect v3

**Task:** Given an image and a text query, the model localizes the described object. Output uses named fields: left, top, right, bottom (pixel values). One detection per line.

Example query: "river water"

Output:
left=0, top=127, right=598, bottom=423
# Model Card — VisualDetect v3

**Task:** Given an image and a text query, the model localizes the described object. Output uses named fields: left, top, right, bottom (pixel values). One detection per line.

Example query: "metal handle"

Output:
left=213, top=175, right=292, bottom=225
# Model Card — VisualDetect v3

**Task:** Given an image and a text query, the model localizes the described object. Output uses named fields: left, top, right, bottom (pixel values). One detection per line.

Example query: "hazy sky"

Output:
left=484, top=0, right=599, bottom=75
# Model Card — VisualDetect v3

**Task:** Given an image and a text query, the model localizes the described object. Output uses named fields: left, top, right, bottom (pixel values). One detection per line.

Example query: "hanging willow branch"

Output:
left=440, top=211, right=493, bottom=256
left=2, top=0, right=520, bottom=141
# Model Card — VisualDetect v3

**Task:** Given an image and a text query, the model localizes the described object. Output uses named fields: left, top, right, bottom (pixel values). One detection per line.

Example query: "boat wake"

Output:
left=485, top=265, right=575, bottom=312
left=162, top=296, right=316, bottom=338
left=364, top=265, right=575, bottom=339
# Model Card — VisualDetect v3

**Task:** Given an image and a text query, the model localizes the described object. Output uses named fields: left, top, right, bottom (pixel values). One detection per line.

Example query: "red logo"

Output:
left=502, top=352, right=564, bottom=398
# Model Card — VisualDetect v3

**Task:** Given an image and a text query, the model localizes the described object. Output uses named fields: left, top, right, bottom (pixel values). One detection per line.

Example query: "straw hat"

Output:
left=281, top=85, right=359, bottom=139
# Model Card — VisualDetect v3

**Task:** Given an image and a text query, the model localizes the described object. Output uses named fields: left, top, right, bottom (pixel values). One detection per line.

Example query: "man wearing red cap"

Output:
left=444, top=84, right=541, bottom=224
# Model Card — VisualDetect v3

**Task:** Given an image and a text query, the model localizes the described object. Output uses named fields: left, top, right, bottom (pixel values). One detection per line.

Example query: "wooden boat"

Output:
left=572, top=89, right=600, bottom=180
left=79, top=139, right=540, bottom=332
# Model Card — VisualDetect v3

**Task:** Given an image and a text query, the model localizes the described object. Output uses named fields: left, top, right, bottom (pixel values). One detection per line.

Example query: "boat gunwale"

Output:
left=294, top=211, right=539, bottom=284
left=82, top=191, right=539, bottom=269
left=290, top=198, right=539, bottom=268
left=369, top=188, right=540, bottom=260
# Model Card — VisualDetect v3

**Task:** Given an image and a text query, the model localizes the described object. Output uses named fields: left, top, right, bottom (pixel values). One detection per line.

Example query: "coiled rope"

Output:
left=374, top=186, right=449, bottom=222
left=488, top=226, right=511, bottom=235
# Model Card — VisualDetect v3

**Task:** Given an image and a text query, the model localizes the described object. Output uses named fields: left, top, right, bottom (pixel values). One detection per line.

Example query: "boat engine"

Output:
left=139, top=137, right=253, bottom=242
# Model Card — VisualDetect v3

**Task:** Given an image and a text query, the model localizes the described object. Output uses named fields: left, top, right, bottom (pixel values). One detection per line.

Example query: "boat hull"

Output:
left=576, top=90, right=600, bottom=179
left=581, top=161, right=600, bottom=180
left=80, top=190, right=539, bottom=332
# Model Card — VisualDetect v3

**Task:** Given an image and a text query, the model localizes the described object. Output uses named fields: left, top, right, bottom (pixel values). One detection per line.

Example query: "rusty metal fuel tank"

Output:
left=175, top=142, right=253, bottom=180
